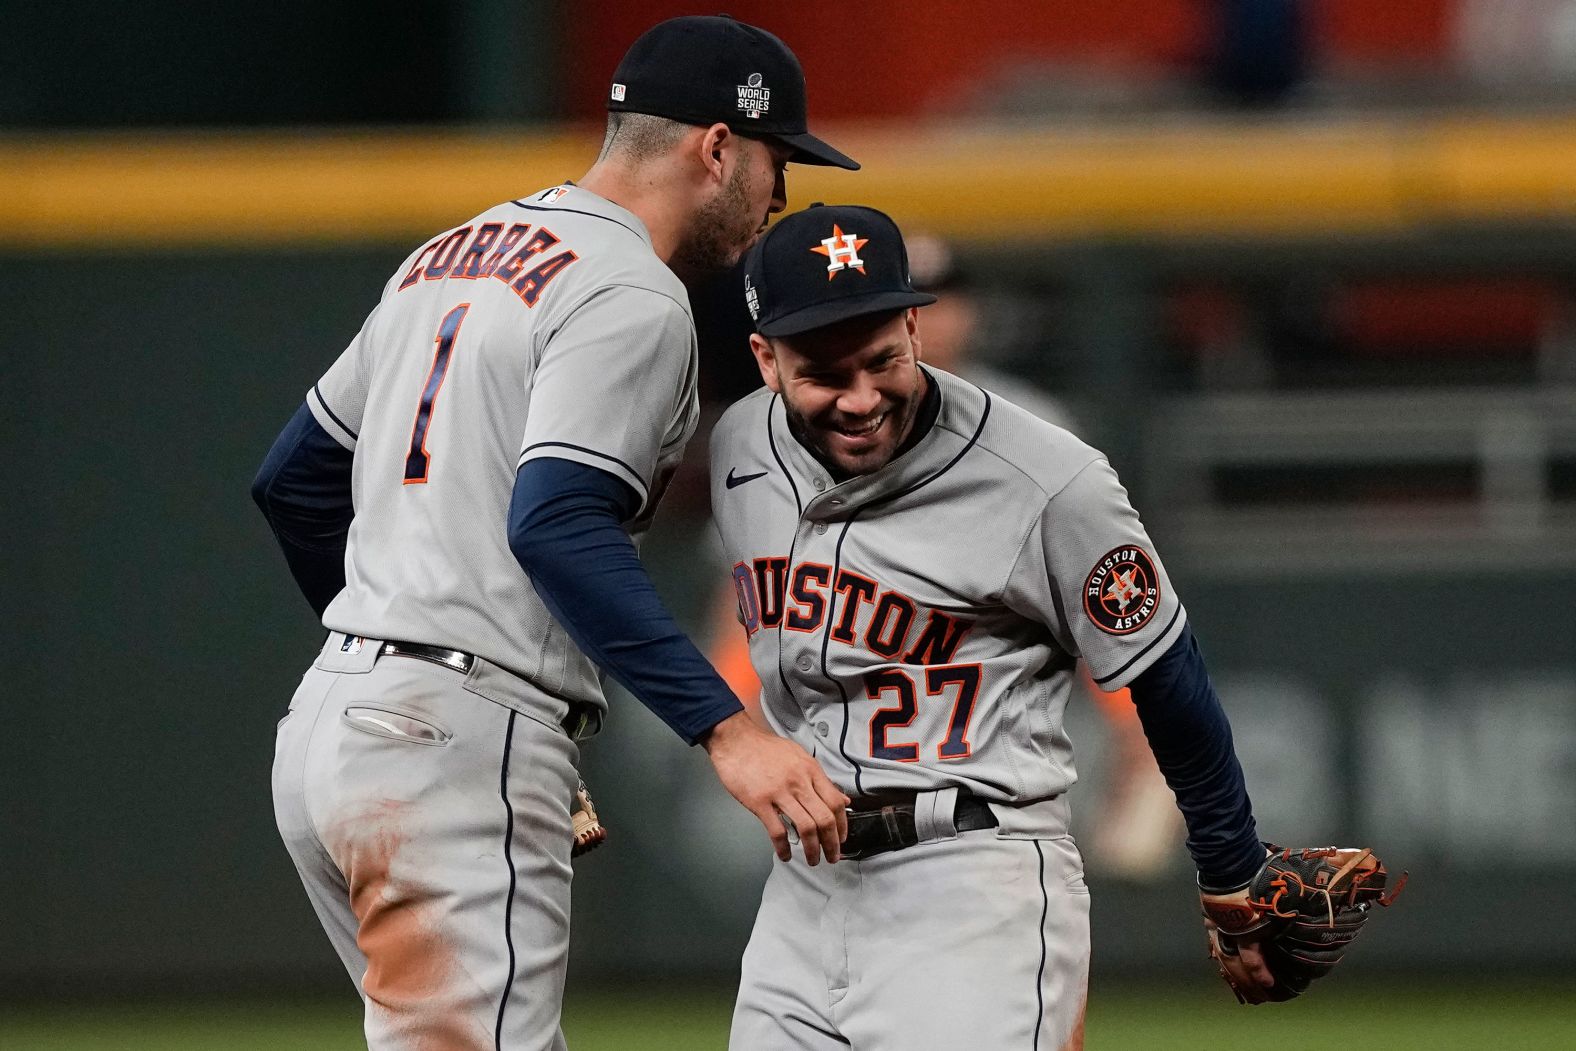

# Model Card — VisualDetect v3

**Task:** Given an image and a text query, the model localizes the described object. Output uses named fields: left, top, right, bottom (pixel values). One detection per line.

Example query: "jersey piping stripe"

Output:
left=865, top=390, right=991, bottom=511
left=817, top=389, right=993, bottom=795
left=311, top=383, right=358, bottom=441
left=510, top=202, right=647, bottom=244
left=766, top=396, right=803, bottom=516
left=519, top=441, right=649, bottom=504
left=495, top=710, right=521, bottom=1049
left=766, top=400, right=807, bottom=720
left=1032, top=840, right=1050, bottom=1049
left=824, top=517, right=864, bottom=796
left=772, top=509, right=806, bottom=715
left=1091, top=605, right=1183, bottom=687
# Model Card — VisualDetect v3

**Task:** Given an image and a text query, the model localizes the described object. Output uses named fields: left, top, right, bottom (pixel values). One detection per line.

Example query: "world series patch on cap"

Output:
left=743, top=204, right=936, bottom=337
left=607, top=15, right=858, bottom=170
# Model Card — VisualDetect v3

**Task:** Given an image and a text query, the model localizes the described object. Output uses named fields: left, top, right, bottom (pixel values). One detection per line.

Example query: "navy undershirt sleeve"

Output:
left=1127, top=625, right=1265, bottom=890
left=251, top=402, right=354, bottom=617
left=508, top=457, right=744, bottom=745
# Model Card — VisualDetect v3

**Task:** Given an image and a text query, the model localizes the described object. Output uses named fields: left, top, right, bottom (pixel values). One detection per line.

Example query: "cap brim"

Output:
left=772, top=130, right=860, bottom=171
left=758, top=290, right=936, bottom=337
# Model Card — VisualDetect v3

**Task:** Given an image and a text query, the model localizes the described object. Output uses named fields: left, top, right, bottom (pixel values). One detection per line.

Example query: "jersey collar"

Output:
left=521, top=183, right=654, bottom=248
left=770, top=367, right=991, bottom=518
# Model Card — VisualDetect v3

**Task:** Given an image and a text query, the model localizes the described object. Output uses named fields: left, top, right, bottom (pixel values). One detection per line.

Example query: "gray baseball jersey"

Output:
left=308, top=184, right=699, bottom=711
left=276, top=185, right=698, bottom=1050
left=714, top=366, right=1185, bottom=1049
left=710, top=366, right=1186, bottom=822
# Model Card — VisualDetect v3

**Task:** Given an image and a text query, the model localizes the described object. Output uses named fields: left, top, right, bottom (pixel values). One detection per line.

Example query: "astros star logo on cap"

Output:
left=811, top=224, right=869, bottom=280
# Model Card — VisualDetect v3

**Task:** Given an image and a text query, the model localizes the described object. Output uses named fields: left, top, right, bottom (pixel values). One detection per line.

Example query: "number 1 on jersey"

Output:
left=404, top=303, right=470, bottom=484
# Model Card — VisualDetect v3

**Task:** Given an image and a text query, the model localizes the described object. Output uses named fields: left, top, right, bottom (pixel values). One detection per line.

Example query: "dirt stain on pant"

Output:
left=1057, top=997, right=1087, bottom=1051
left=335, top=800, right=489, bottom=1051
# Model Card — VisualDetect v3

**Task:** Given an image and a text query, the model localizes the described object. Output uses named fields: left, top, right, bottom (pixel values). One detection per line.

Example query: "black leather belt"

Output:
left=380, top=640, right=599, bottom=740
left=841, top=791, right=999, bottom=860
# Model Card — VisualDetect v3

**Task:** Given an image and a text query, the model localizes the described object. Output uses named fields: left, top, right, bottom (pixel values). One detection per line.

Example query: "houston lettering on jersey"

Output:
left=397, top=221, right=580, bottom=307
left=732, top=556, right=974, bottom=665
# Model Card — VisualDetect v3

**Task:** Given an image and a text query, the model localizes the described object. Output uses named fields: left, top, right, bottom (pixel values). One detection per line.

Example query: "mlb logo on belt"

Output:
left=811, top=224, right=869, bottom=280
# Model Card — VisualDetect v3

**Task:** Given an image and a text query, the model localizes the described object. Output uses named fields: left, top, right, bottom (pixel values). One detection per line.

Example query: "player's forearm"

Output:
left=508, top=457, right=744, bottom=744
left=251, top=402, right=354, bottom=616
left=1127, top=625, right=1264, bottom=890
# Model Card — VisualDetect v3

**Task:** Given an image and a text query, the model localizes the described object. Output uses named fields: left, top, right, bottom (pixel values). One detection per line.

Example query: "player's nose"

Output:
left=836, top=379, right=882, bottom=417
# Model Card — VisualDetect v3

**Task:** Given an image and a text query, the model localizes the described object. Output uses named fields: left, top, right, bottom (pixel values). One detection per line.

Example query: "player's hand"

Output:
left=702, top=711, right=850, bottom=865
left=1202, top=916, right=1278, bottom=1004
left=1203, top=844, right=1404, bottom=1004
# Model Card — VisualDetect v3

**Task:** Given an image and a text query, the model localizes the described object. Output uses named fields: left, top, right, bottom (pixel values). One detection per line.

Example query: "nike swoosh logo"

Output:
left=726, top=468, right=769, bottom=489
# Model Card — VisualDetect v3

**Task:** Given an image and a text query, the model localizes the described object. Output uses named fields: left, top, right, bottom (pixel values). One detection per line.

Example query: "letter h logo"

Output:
left=811, top=224, right=869, bottom=280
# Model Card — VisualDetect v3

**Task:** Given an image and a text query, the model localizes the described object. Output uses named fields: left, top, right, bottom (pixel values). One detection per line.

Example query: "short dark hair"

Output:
left=598, top=111, right=694, bottom=163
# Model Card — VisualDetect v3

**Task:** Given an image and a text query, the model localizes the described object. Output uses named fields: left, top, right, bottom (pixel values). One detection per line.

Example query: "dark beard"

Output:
left=672, top=164, right=754, bottom=275
left=781, top=397, right=841, bottom=475
left=781, top=370, right=925, bottom=480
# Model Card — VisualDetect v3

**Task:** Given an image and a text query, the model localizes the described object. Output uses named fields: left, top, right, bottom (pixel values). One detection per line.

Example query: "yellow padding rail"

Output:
left=4, top=116, right=1575, bottom=249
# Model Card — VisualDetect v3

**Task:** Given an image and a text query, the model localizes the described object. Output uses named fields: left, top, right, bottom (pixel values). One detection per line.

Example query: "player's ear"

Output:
left=697, top=123, right=732, bottom=184
left=906, top=308, right=922, bottom=363
left=749, top=333, right=782, bottom=393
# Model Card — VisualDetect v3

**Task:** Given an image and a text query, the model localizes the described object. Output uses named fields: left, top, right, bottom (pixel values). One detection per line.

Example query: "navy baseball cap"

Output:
left=744, top=204, right=936, bottom=338
left=607, top=15, right=859, bottom=171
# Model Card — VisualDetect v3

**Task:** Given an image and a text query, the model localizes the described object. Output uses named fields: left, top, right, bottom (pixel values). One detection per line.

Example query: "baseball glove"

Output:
left=570, top=778, right=607, bottom=858
left=1200, top=844, right=1405, bottom=1003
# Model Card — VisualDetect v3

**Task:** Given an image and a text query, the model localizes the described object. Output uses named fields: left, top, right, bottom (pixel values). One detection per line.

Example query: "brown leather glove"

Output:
left=571, top=778, right=607, bottom=858
left=1200, top=844, right=1405, bottom=1003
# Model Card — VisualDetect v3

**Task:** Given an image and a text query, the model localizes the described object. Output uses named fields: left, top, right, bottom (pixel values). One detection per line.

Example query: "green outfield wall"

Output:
left=5, top=232, right=1572, bottom=995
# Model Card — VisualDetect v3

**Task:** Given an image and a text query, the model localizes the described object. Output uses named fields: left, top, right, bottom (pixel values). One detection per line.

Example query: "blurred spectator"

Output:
left=902, top=233, right=1079, bottom=430
left=1206, top=0, right=1307, bottom=107
left=1457, top=0, right=1576, bottom=86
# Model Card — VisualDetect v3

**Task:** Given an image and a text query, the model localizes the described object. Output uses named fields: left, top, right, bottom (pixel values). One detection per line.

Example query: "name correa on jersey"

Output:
left=397, top=221, right=580, bottom=307
left=731, top=556, right=973, bottom=665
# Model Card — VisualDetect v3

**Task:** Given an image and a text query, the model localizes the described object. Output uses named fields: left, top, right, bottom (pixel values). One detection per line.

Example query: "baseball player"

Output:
left=252, top=17, right=857, bottom=1050
left=711, top=205, right=1274, bottom=1049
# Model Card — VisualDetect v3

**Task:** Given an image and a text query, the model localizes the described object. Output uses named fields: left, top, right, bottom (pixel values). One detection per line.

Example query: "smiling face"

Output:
left=751, top=308, right=927, bottom=479
left=675, top=134, right=790, bottom=273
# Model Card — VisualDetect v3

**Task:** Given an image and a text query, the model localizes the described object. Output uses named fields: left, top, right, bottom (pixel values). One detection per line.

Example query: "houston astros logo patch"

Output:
left=811, top=224, right=868, bottom=279
left=1084, top=546, right=1160, bottom=635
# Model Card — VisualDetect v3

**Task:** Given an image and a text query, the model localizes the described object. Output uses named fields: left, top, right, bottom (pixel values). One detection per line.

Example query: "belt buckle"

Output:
left=843, top=803, right=916, bottom=860
left=380, top=641, right=473, bottom=675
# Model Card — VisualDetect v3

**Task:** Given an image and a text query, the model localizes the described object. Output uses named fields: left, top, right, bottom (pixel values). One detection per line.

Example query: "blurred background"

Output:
left=6, top=1, right=1576, bottom=1047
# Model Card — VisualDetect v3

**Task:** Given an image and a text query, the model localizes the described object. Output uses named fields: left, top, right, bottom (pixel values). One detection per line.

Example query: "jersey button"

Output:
left=816, top=722, right=829, bottom=737
left=813, top=477, right=827, bottom=491
left=814, top=522, right=828, bottom=535
left=797, top=656, right=813, bottom=671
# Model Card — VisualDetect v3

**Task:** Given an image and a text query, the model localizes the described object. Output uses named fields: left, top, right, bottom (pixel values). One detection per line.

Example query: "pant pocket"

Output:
left=340, top=704, right=453, bottom=746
